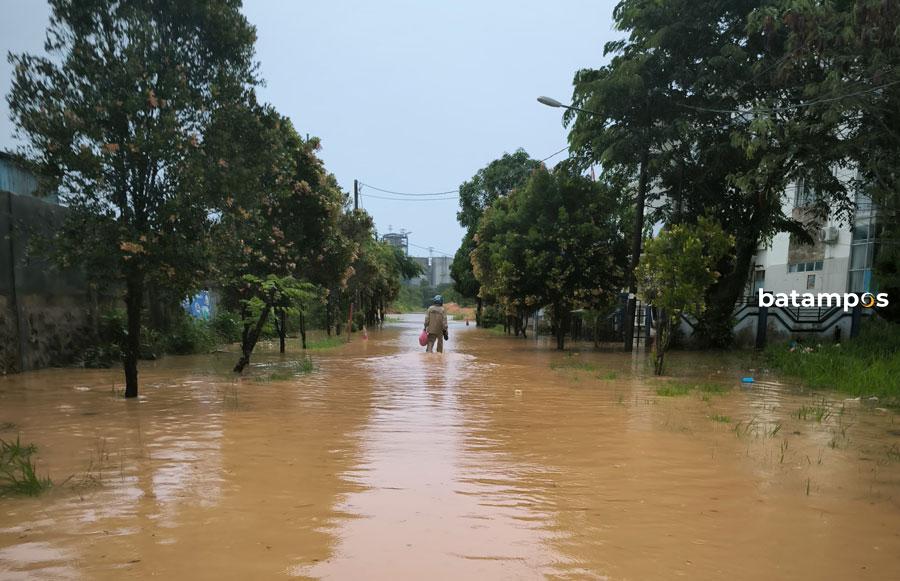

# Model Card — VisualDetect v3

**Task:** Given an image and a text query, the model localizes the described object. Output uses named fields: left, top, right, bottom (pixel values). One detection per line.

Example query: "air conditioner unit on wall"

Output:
left=817, top=226, right=839, bottom=244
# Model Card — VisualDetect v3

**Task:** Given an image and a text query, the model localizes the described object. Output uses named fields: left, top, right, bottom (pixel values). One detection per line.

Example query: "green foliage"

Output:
left=0, top=437, right=52, bottom=497
left=656, top=383, right=692, bottom=397
left=565, top=0, right=870, bottom=344
left=638, top=218, right=733, bottom=374
left=766, top=320, right=900, bottom=399
left=161, top=315, right=216, bottom=355
left=8, top=0, right=259, bottom=396
left=211, top=310, right=243, bottom=343
left=746, top=0, right=900, bottom=321
left=452, top=151, right=540, bottom=313
left=305, top=337, right=344, bottom=350
left=473, top=165, right=629, bottom=348
left=457, top=149, right=541, bottom=231
left=638, top=218, right=733, bottom=318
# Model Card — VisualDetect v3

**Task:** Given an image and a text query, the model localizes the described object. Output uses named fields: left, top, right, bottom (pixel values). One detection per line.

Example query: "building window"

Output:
left=788, top=261, right=823, bottom=273
left=753, top=268, right=765, bottom=293
left=794, top=179, right=816, bottom=208
left=848, top=191, right=877, bottom=292
left=807, top=274, right=816, bottom=289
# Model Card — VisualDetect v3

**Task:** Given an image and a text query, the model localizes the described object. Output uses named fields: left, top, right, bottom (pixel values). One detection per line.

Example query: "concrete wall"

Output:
left=0, top=189, right=98, bottom=373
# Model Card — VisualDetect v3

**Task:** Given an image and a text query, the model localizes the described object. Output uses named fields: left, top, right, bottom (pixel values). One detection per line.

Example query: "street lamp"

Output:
left=536, top=96, right=601, bottom=117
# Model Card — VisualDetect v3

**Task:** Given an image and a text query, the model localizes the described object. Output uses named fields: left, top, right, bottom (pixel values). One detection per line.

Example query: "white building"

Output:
left=749, top=179, right=877, bottom=296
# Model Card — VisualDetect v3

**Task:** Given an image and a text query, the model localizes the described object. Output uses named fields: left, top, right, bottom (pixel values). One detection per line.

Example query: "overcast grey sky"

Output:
left=1, top=0, right=619, bottom=257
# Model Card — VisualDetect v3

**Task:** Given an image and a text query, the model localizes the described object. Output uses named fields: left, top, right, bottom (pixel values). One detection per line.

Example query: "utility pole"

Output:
left=353, top=179, right=359, bottom=210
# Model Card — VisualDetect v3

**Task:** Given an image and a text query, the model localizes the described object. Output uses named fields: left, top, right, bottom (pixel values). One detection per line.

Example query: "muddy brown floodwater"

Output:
left=1, top=314, right=899, bottom=580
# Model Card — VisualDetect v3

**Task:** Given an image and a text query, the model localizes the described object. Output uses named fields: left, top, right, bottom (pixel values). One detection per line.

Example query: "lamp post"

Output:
left=538, top=95, right=646, bottom=353
left=537, top=96, right=600, bottom=117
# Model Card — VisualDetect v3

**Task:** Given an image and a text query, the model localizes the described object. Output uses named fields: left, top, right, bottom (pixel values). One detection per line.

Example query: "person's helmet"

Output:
left=433, top=294, right=443, bottom=306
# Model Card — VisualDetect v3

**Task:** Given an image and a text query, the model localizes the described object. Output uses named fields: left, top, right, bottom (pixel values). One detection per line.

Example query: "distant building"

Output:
left=405, top=255, right=453, bottom=287
left=382, top=231, right=409, bottom=255
left=430, top=256, right=452, bottom=287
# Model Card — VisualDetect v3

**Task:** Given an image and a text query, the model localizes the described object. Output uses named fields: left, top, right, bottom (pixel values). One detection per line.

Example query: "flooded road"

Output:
left=1, top=314, right=899, bottom=579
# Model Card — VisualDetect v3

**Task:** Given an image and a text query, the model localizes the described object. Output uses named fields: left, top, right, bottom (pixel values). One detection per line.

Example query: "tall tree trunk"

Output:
left=475, top=297, right=483, bottom=326
left=654, top=311, right=672, bottom=375
left=624, top=146, right=650, bottom=351
left=555, top=302, right=568, bottom=350
left=299, top=310, right=307, bottom=349
left=696, top=208, right=765, bottom=347
left=277, top=308, right=286, bottom=354
left=123, top=269, right=144, bottom=398
left=325, top=299, right=333, bottom=336
left=234, top=305, right=271, bottom=373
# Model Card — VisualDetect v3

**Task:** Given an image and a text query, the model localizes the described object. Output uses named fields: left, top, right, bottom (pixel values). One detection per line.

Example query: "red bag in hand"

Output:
left=419, top=329, right=428, bottom=346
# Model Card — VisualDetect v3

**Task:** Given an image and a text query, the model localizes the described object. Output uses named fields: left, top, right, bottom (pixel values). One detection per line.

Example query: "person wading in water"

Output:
left=424, top=295, right=449, bottom=353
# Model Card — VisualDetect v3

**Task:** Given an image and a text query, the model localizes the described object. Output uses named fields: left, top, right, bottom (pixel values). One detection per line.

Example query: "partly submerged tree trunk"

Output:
left=277, top=308, right=286, bottom=354
left=654, top=311, right=673, bottom=376
left=234, top=305, right=271, bottom=373
left=475, top=297, right=483, bottom=327
left=554, top=301, right=568, bottom=350
left=299, top=310, right=307, bottom=349
left=123, top=268, right=144, bottom=398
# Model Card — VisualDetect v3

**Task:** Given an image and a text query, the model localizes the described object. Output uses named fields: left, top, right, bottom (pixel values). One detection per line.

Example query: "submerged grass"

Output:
left=709, top=414, right=731, bottom=423
left=259, top=356, right=317, bottom=382
left=796, top=401, right=833, bottom=422
left=657, top=380, right=730, bottom=397
left=656, top=383, right=692, bottom=397
left=766, top=319, right=900, bottom=399
left=0, top=437, right=52, bottom=497
left=550, top=360, right=599, bottom=372
left=305, top=337, right=344, bottom=350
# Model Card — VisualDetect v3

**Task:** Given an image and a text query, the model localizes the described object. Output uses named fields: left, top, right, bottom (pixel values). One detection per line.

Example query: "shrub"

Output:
left=766, top=319, right=900, bottom=398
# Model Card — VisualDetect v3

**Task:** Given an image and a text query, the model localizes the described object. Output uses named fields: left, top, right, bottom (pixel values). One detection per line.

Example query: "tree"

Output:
left=637, top=218, right=733, bottom=375
left=8, top=0, right=257, bottom=397
left=748, top=0, right=900, bottom=322
left=202, top=103, right=347, bottom=372
left=474, top=165, right=628, bottom=349
left=568, top=0, right=860, bottom=346
left=453, top=150, right=540, bottom=325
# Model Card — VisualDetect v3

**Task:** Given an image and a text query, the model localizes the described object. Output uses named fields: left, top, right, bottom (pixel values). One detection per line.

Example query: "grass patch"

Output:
left=485, top=325, right=508, bottom=336
left=696, top=382, right=729, bottom=394
left=305, top=337, right=344, bottom=350
left=766, top=319, right=900, bottom=399
left=796, top=401, right=832, bottom=422
left=550, top=361, right=599, bottom=372
left=260, top=356, right=316, bottom=382
left=0, top=437, right=52, bottom=497
left=709, top=414, right=731, bottom=423
left=598, top=371, right=618, bottom=380
left=656, top=383, right=692, bottom=397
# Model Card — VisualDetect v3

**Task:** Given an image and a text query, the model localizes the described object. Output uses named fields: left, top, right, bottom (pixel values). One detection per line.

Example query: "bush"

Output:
left=211, top=310, right=242, bottom=343
left=766, top=319, right=900, bottom=399
left=162, top=315, right=216, bottom=355
left=481, top=305, right=504, bottom=327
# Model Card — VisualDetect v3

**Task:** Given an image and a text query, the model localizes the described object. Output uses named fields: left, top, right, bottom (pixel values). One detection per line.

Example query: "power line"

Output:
left=359, top=183, right=458, bottom=197
left=358, top=144, right=570, bottom=201
left=408, top=242, right=454, bottom=257
left=541, top=146, right=569, bottom=163
left=361, top=191, right=458, bottom=202
left=678, top=79, right=900, bottom=116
